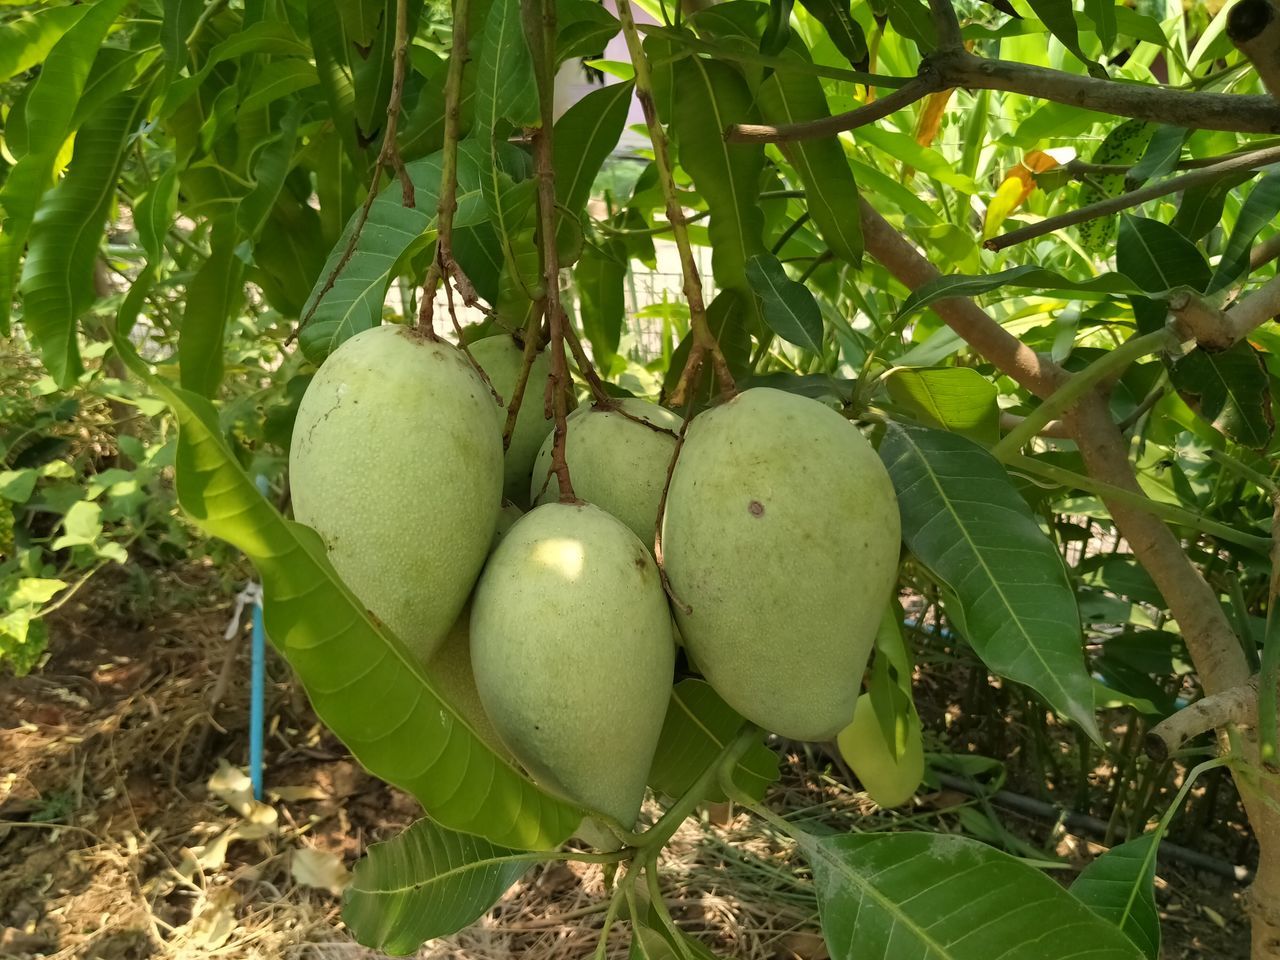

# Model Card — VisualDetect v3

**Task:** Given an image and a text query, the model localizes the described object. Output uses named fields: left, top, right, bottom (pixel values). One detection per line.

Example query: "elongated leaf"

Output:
left=746, top=253, right=824, bottom=353
left=576, top=237, right=627, bottom=362
left=300, top=143, right=526, bottom=361
left=160, top=20, right=313, bottom=118
left=1208, top=172, right=1280, bottom=293
left=898, top=264, right=1141, bottom=321
left=351, top=0, right=422, bottom=136
left=19, top=87, right=147, bottom=386
left=553, top=81, right=632, bottom=253
left=1071, top=834, right=1161, bottom=960
left=1025, top=0, right=1106, bottom=77
left=649, top=679, right=779, bottom=804
left=1116, top=215, right=1211, bottom=294
left=344, top=818, right=532, bottom=955
left=804, top=832, right=1145, bottom=960
left=0, top=3, right=87, bottom=83
left=0, top=0, right=130, bottom=334
left=161, top=0, right=201, bottom=79
left=237, top=106, right=302, bottom=239
left=651, top=40, right=766, bottom=321
left=797, top=0, right=867, bottom=65
left=113, top=340, right=584, bottom=850
left=308, top=0, right=361, bottom=163
left=178, top=216, right=245, bottom=397
left=1127, top=125, right=1186, bottom=185
left=1172, top=342, right=1273, bottom=449
left=474, top=0, right=539, bottom=135
left=556, top=0, right=621, bottom=63
left=879, top=423, right=1099, bottom=742
left=884, top=367, right=999, bottom=444
left=70, top=47, right=144, bottom=132
left=1171, top=172, right=1252, bottom=241
left=1076, top=121, right=1154, bottom=253
left=1084, top=0, right=1117, bottom=50
left=242, top=59, right=320, bottom=112
left=757, top=46, right=862, bottom=265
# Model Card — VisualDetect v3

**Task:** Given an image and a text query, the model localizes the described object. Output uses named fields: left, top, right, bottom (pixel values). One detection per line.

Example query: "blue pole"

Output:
left=250, top=598, right=265, bottom=802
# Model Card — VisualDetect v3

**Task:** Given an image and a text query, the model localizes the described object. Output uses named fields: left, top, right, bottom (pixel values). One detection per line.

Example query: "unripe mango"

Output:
left=470, top=502, right=675, bottom=829
left=531, top=398, right=681, bottom=546
left=426, top=608, right=511, bottom=759
left=290, top=325, right=502, bottom=662
left=661, top=388, right=900, bottom=740
left=469, top=335, right=554, bottom=507
left=837, top=693, right=924, bottom=808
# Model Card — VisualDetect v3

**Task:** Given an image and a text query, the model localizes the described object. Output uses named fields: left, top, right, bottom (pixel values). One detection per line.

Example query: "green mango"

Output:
left=470, top=501, right=675, bottom=831
left=290, top=324, right=502, bottom=662
left=662, top=388, right=900, bottom=740
left=531, top=397, right=681, bottom=548
left=469, top=334, right=555, bottom=507
left=837, top=693, right=924, bottom=808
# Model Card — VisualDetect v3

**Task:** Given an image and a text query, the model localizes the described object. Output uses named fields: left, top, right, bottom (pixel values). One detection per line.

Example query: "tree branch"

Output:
left=1170, top=272, right=1280, bottom=351
left=1252, top=231, right=1280, bottom=270
left=1229, top=0, right=1280, bottom=102
left=927, top=0, right=964, bottom=51
left=986, top=143, right=1280, bottom=252
left=726, top=75, right=942, bottom=144
left=1146, top=677, right=1260, bottom=760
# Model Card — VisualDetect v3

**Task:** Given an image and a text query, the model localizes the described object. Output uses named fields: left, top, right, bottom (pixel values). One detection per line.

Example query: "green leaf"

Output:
left=1127, top=125, right=1187, bottom=185
left=1076, top=121, right=1154, bottom=253
left=474, top=0, right=539, bottom=135
left=553, top=81, right=632, bottom=236
left=351, top=0, right=422, bottom=136
left=761, top=0, right=795, bottom=56
left=0, top=469, right=37, bottom=502
left=343, top=818, right=532, bottom=955
left=1071, top=834, right=1161, bottom=960
left=0, top=0, right=131, bottom=334
left=1171, top=343, right=1273, bottom=449
left=19, top=86, right=148, bottom=387
left=178, top=216, right=246, bottom=397
left=757, top=46, right=862, bottom=265
left=242, top=58, right=320, bottom=113
left=897, top=264, right=1141, bottom=321
left=745, top=253, right=824, bottom=353
left=796, top=0, right=867, bottom=65
left=648, top=679, right=780, bottom=804
left=236, top=105, right=302, bottom=240
left=885, top=367, right=1000, bottom=444
left=337, top=0, right=386, bottom=45
left=1084, top=0, right=1118, bottom=51
left=879, top=423, right=1100, bottom=742
left=1026, top=0, right=1106, bottom=77
left=804, top=832, right=1145, bottom=960
left=576, top=238, right=627, bottom=361
left=0, top=4, right=87, bottom=83
left=885, top=0, right=937, bottom=50
left=50, top=499, right=102, bottom=549
left=300, top=143, right=522, bottom=361
left=8, top=578, right=67, bottom=607
left=160, top=0, right=201, bottom=80
left=1116, top=215, right=1211, bottom=295
left=556, top=0, right=621, bottom=63
left=1171, top=173, right=1253, bottom=241
left=112, top=338, right=584, bottom=850
left=650, top=40, right=767, bottom=321
left=1208, top=172, right=1280, bottom=294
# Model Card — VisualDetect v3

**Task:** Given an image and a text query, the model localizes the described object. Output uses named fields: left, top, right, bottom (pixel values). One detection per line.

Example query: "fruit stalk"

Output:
left=501, top=313, right=543, bottom=452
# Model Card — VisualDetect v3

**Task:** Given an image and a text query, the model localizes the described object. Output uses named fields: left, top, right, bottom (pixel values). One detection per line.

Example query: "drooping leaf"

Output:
left=760, top=0, right=795, bottom=56
left=1076, top=121, right=1154, bottom=253
left=1172, top=343, right=1273, bottom=449
left=160, top=0, right=202, bottom=80
left=897, top=264, right=1141, bottom=321
left=1025, top=0, right=1106, bottom=77
left=0, top=0, right=131, bottom=334
left=1171, top=172, right=1253, bottom=241
left=178, top=216, right=246, bottom=397
left=343, top=818, right=533, bottom=955
left=474, top=0, right=540, bottom=135
left=884, top=367, right=1000, bottom=444
left=804, top=832, right=1145, bottom=960
left=757, top=46, right=862, bottom=265
left=1071, top=834, right=1161, bottom=960
left=885, top=0, right=937, bottom=50
left=1126, top=125, right=1186, bottom=185
left=1084, top=0, right=1117, bottom=50
left=112, top=340, right=584, bottom=850
left=1116, top=215, right=1211, bottom=295
left=0, top=3, right=87, bottom=83
left=552, top=81, right=633, bottom=257
left=649, top=679, right=780, bottom=803
left=746, top=253, right=824, bottom=353
left=241, top=58, right=320, bottom=113
left=236, top=105, right=303, bottom=240
left=796, top=0, right=867, bottom=66
left=351, top=0, right=424, bottom=137
left=19, top=86, right=148, bottom=386
left=1208, top=171, right=1280, bottom=294
left=556, top=0, right=621, bottom=63
left=576, top=237, right=627, bottom=362
left=879, top=423, right=1100, bottom=742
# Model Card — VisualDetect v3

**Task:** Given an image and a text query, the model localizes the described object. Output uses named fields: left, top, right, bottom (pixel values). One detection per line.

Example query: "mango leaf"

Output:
left=474, top=0, right=539, bottom=135
left=1171, top=172, right=1253, bottom=241
left=885, top=0, right=937, bottom=50
left=1116, top=215, right=1211, bottom=295
left=1084, top=0, right=1117, bottom=50
left=648, top=679, right=779, bottom=804
left=1172, top=343, right=1273, bottom=449
left=1071, top=834, right=1161, bottom=960
left=351, top=0, right=423, bottom=137
left=19, top=86, right=147, bottom=387
left=650, top=38, right=766, bottom=322
left=343, top=818, right=533, bottom=955
left=576, top=237, right=627, bottom=362
left=160, top=0, right=201, bottom=79
left=178, top=216, right=245, bottom=397
left=112, top=340, right=584, bottom=850
left=0, top=0, right=130, bottom=334
left=1025, top=0, right=1106, bottom=77
left=0, top=3, right=87, bottom=83
left=746, top=253, right=824, bottom=353
left=552, top=81, right=632, bottom=256
left=897, top=264, right=1141, bottom=321
left=757, top=46, right=862, bottom=265
left=556, top=0, right=621, bottom=63
left=241, top=58, right=319, bottom=113
left=804, top=832, right=1145, bottom=960
left=1076, top=121, right=1154, bottom=253
left=308, top=0, right=362, bottom=164
left=1208, top=172, right=1280, bottom=294
left=796, top=0, right=867, bottom=65
left=885, top=367, right=1000, bottom=444
left=879, top=423, right=1100, bottom=742
left=236, top=106, right=302, bottom=241
left=1127, top=125, right=1186, bottom=185
left=300, top=143, right=525, bottom=361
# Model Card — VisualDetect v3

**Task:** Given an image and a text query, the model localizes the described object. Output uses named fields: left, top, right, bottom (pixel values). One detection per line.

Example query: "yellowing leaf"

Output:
left=983, top=151, right=1060, bottom=239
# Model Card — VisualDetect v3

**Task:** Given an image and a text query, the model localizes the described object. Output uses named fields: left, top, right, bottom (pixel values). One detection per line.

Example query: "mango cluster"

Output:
left=290, top=324, right=902, bottom=838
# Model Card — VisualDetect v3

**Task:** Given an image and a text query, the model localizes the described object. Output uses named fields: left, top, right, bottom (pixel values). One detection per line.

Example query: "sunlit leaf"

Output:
left=1071, top=834, right=1161, bottom=960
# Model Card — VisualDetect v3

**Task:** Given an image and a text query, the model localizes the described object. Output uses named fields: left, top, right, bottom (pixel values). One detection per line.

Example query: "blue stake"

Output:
left=250, top=475, right=270, bottom=802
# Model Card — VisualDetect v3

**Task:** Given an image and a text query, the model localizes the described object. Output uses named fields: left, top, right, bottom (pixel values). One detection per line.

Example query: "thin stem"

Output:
left=502, top=315, right=542, bottom=452
left=727, top=75, right=941, bottom=144
left=653, top=408, right=693, bottom=613
left=561, top=311, right=614, bottom=406
left=992, top=328, right=1178, bottom=459
left=1261, top=496, right=1280, bottom=767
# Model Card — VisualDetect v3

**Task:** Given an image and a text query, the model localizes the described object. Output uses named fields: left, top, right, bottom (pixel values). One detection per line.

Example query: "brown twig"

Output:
left=502, top=316, right=542, bottom=452
left=653, top=409, right=694, bottom=615
left=1170, top=271, right=1280, bottom=351
left=1146, top=676, right=1260, bottom=759
left=927, top=0, right=964, bottom=51
left=559, top=312, right=614, bottom=407
left=987, top=143, right=1280, bottom=251
left=1252, top=231, right=1280, bottom=270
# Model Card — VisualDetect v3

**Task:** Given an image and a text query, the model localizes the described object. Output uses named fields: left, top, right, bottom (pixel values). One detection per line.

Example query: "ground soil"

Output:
left=0, top=564, right=1254, bottom=959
